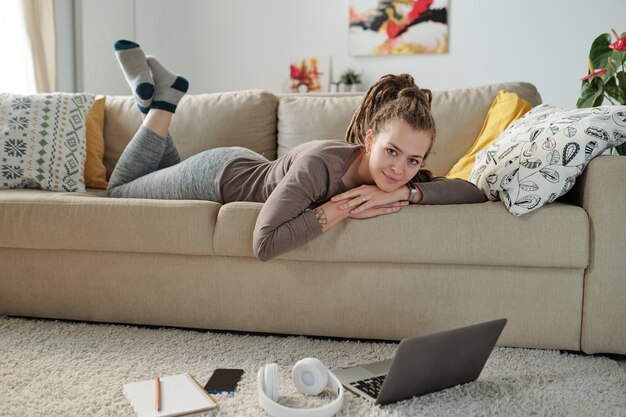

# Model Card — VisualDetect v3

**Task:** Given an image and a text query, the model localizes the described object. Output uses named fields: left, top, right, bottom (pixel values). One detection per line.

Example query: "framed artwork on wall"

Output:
left=349, top=0, right=449, bottom=56
left=288, top=56, right=330, bottom=93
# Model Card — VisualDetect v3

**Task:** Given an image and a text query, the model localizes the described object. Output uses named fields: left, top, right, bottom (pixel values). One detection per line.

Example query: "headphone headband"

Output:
left=257, top=359, right=344, bottom=417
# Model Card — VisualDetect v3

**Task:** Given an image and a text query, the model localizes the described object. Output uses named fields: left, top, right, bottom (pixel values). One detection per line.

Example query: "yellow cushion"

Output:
left=84, top=96, right=108, bottom=189
left=446, top=90, right=532, bottom=180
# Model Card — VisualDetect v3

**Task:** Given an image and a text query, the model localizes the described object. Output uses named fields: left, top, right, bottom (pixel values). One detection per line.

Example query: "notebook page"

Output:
left=123, top=373, right=217, bottom=417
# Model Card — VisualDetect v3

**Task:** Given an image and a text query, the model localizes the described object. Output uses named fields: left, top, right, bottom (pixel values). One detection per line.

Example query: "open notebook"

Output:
left=123, top=373, right=218, bottom=417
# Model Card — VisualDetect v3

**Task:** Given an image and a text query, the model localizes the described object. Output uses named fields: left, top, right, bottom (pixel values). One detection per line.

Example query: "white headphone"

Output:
left=257, top=357, right=344, bottom=417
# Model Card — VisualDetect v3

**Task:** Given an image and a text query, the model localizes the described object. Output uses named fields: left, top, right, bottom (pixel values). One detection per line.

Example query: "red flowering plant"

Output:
left=577, top=29, right=626, bottom=154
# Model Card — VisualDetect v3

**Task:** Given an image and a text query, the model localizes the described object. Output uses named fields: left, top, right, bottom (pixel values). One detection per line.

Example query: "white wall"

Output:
left=74, top=0, right=135, bottom=95
left=74, top=0, right=626, bottom=106
left=55, top=0, right=75, bottom=92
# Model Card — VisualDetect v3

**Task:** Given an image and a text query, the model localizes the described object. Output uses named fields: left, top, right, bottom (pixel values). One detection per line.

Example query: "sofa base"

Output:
left=0, top=248, right=583, bottom=351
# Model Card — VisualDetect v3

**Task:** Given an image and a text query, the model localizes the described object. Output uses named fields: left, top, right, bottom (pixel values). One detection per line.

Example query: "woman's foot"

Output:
left=147, top=56, right=189, bottom=114
left=113, top=40, right=154, bottom=114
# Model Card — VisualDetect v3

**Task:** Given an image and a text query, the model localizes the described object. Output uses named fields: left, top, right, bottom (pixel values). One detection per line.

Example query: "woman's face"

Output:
left=365, top=118, right=431, bottom=192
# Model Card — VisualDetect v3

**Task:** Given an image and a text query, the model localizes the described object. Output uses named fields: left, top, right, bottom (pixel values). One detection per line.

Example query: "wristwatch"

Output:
left=407, top=181, right=417, bottom=204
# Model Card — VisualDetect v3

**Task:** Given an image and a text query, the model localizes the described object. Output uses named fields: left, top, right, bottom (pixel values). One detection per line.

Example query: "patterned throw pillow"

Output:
left=469, top=104, right=626, bottom=215
left=0, top=93, right=95, bottom=192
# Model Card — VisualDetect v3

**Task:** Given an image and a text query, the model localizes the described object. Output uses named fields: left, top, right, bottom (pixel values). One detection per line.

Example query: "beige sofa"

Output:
left=1, top=82, right=624, bottom=355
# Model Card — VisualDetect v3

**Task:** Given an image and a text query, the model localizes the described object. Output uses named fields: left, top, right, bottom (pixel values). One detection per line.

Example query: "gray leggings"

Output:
left=107, top=126, right=262, bottom=201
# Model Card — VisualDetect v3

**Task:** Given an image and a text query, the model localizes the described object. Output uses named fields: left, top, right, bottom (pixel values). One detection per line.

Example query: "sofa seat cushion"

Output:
left=213, top=201, right=588, bottom=268
left=0, top=189, right=220, bottom=255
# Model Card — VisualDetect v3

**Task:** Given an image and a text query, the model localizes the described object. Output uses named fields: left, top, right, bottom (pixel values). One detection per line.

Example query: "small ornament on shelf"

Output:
left=338, top=68, right=362, bottom=92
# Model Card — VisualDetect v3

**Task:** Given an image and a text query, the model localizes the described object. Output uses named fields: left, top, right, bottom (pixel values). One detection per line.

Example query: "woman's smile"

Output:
left=382, top=171, right=401, bottom=183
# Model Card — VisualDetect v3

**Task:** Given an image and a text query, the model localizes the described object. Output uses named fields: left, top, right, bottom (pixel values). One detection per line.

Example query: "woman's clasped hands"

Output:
left=331, top=184, right=409, bottom=219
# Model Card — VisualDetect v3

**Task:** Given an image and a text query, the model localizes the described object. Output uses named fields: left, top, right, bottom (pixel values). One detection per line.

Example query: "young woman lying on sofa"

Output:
left=107, top=40, right=486, bottom=261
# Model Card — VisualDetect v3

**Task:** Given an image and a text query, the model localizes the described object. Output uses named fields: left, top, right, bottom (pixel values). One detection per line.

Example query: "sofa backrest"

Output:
left=103, top=90, right=278, bottom=179
left=275, top=82, right=542, bottom=176
left=276, top=93, right=364, bottom=158
left=103, top=81, right=540, bottom=179
left=428, top=82, right=541, bottom=175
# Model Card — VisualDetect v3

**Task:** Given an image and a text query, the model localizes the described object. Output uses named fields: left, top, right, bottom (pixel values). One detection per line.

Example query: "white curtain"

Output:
left=22, top=0, right=57, bottom=93
left=0, top=0, right=36, bottom=93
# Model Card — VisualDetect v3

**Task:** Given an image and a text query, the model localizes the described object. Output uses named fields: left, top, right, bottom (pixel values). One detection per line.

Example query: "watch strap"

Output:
left=407, top=181, right=417, bottom=203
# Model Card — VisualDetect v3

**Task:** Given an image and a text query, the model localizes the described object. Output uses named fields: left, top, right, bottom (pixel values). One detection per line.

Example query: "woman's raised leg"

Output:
left=113, top=40, right=154, bottom=114
left=107, top=42, right=189, bottom=198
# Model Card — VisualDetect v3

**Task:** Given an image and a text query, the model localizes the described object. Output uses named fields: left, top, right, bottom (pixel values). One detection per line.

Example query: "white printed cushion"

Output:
left=1, top=93, right=95, bottom=192
left=469, top=104, right=626, bottom=215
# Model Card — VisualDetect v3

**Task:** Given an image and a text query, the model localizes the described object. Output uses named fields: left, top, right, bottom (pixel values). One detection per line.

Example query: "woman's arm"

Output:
left=252, top=155, right=336, bottom=261
left=332, top=177, right=486, bottom=216
left=415, top=177, right=487, bottom=204
left=331, top=183, right=412, bottom=213
left=314, top=198, right=407, bottom=230
left=252, top=156, right=407, bottom=261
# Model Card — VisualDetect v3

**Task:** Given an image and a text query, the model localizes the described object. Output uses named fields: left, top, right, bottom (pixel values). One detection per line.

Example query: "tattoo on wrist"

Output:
left=314, top=207, right=328, bottom=227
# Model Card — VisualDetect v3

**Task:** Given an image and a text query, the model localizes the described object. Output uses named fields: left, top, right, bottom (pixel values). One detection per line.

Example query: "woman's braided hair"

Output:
left=345, top=74, right=436, bottom=182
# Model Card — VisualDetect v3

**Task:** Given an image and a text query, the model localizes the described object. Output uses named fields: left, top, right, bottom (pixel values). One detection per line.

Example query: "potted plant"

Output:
left=577, top=28, right=626, bottom=155
left=338, top=69, right=362, bottom=92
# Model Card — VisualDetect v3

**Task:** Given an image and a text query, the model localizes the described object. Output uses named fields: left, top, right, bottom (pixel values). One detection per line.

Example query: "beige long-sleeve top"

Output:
left=214, top=140, right=486, bottom=261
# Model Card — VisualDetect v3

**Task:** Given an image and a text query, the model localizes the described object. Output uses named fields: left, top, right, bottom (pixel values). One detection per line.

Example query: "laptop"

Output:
left=332, top=318, right=507, bottom=405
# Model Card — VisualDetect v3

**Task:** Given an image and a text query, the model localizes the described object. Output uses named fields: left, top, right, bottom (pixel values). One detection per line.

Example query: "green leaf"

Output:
left=578, top=32, right=626, bottom=107
left=588, top=33, right=615, bottom=80
left=615, top=142, right=626, bottom=156
left=617, top=71, right=626, bottom=105
left=604, top=77, right=624, bottom=103
left=577, top=78, right=604, bottom=108
left=608, top=50, right=623, bottom=74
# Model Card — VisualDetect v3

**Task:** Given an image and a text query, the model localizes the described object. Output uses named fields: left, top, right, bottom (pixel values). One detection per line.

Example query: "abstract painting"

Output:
left=288, top=56, right=330, bottom=93
left=349, top=0, right=449, bottom=56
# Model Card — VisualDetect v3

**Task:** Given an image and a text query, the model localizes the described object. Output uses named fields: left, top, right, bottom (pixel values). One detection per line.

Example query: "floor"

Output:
left=8, top=315, right=626, bottom=376
left=603, top=353, right=626, bottom=373
left=568, top=351, right=626, bottom=374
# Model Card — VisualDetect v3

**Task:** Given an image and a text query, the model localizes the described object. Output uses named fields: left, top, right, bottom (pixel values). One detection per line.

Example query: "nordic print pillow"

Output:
left=469, top=104, right=626, bottom=215
left=0, top=93, right=95, bottom=192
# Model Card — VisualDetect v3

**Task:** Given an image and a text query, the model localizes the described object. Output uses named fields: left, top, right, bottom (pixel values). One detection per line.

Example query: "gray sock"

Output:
left=113, top=40, right=154, bottom=113
left=147, top=56, right=189, bottom=114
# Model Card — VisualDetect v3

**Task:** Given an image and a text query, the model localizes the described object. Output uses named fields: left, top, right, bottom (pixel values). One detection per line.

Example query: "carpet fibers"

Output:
left=1, top=316, right=624, bottom=417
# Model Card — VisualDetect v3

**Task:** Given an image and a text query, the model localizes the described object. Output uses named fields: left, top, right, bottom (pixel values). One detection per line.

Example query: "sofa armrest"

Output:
left=569, top=156, right=626, bottom=354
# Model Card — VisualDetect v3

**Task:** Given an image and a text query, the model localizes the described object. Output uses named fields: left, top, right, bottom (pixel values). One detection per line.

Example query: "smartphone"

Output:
left=204, top=368, right=244, bottom=394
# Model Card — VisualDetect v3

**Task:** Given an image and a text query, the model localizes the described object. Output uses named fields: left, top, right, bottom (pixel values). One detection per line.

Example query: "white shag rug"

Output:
left=0, top=316, right=624, bottom=417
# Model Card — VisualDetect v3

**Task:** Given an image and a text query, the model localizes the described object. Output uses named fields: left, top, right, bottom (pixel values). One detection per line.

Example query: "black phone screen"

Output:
left=204, top=368, right=244, bottom=394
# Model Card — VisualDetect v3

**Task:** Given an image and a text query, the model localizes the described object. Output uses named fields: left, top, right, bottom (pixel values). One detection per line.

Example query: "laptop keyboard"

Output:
left=352, top=375, right=386, bottom=398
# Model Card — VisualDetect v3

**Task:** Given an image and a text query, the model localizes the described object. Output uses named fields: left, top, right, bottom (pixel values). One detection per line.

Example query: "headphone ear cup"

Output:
left=292, top=357, right=329, bottom=396
left=264, top=363, right=280, bottom=401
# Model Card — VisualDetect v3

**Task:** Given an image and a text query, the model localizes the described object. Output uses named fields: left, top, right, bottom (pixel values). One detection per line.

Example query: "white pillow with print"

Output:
left=469, top=104, right=626, bottom=215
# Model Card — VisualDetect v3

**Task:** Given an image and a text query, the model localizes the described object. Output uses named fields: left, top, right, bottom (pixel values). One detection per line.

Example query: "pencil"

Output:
left=155, top=376, right=161, bottom=411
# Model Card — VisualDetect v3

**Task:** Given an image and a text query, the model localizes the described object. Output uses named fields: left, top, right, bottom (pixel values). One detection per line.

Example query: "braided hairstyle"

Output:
left=345, top=74, right=436, bottom=182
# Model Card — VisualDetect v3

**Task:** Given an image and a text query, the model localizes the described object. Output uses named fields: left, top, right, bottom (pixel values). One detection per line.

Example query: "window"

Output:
left=0, top=0, right=36, bottom=94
